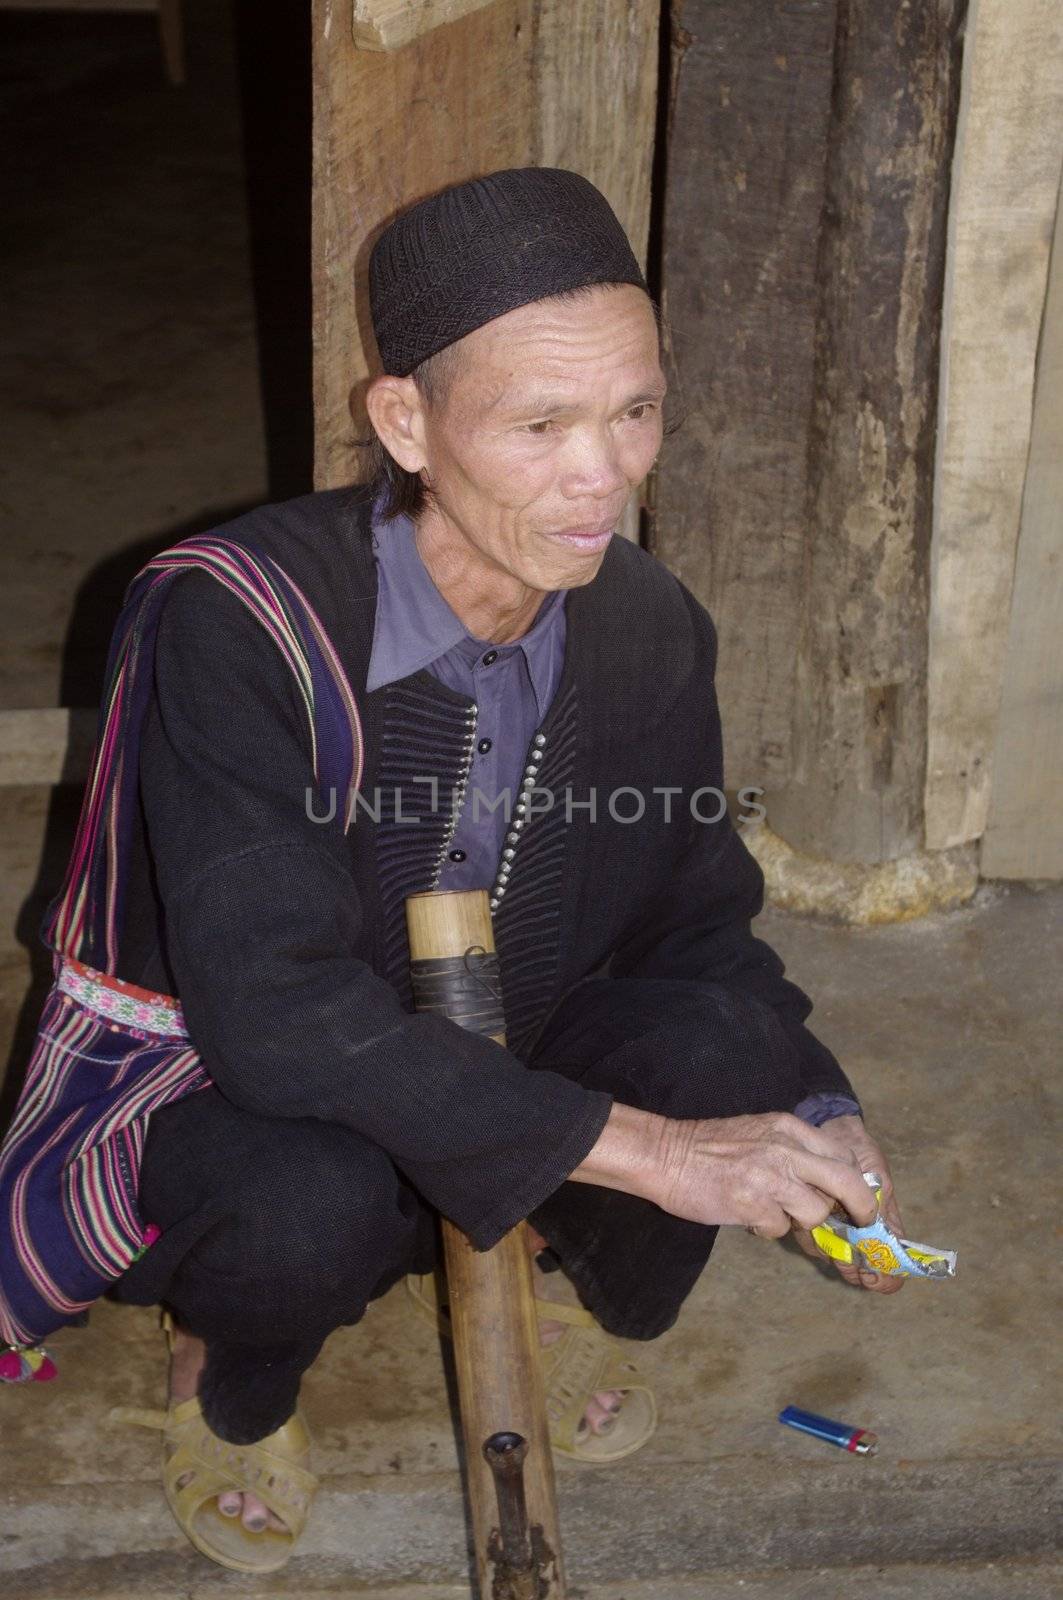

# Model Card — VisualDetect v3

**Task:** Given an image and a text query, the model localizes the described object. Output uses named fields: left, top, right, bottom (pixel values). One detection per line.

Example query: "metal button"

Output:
left=477, top=737, right=493, bottom=754
left=448, top=849, right=466, bottom=863
left=502, top=848, right=515, bottom=860
left=481, top=650, right=498, bottom=666
left=534, top=733, right=546, bottom=747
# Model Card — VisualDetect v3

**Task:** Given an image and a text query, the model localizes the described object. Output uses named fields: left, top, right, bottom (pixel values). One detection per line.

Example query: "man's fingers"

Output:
left=801, top=1117, right=902, bottom=1217
left=790, top=1151, right=877, bottom=1225
left=778, top=1181, right=837, bottom=1234
left=770, top=1113, right=862, bottom=1161
left=861, top=1265, right=906, bottom=1294
left=790, top=1226, right=820, bottom=1260
left=880, top=1191, right=905, bottom=1238
left=748, top=1201, right=791, bottom=1240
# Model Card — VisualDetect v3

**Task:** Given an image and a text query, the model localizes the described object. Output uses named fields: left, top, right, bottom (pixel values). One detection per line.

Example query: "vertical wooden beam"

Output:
left=925, top=0, right=1063, bottom=852
left=312, top=0, right=659, bottom=493
left=981, top=175, right=1063, bottom=879
left=767, top=0, right=966, bottom=864
left=535, top=0, right=658, bottom=269
left=654, top=0, right=839, bottom=793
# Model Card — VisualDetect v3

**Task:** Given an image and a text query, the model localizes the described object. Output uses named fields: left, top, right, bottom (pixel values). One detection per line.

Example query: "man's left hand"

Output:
left=790, top=1114, right=906, bottom=1295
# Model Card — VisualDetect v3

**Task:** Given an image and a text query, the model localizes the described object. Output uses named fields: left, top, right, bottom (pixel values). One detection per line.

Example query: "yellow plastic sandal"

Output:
left=109, top=1311, right=318, bottom=1573
left=406, top=1270, right=658, bottom=1465
left=535, top=1298, right=658, bottom=1463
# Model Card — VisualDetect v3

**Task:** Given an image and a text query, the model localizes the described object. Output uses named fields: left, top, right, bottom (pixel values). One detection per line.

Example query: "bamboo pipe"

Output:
left=405, top=888, right=565, bottom=1599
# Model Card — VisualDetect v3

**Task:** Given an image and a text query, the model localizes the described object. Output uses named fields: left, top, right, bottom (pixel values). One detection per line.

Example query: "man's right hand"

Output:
left=571, top=1103, right=878, bottom=1236
left=655, top=1111, right=878, bottom=1235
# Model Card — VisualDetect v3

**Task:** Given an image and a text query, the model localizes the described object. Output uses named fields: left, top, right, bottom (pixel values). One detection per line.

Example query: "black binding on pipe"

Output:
left=409, top=944, right=505, bottom=1034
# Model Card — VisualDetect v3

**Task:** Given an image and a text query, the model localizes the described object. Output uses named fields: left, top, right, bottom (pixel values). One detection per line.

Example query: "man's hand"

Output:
left=572, top=1104, right=877, bottom=1238
left=655, top=1111, right=879, bottom=1236
left=789, top=1114, right=906, bottom=1295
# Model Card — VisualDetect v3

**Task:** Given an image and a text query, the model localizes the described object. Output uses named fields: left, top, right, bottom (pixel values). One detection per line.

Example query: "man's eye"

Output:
left=626, top=403, right=655, bottom=421
left=525, top=420, right=553, bottom=435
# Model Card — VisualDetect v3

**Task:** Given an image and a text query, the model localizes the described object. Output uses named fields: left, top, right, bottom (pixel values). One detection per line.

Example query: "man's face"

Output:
left=414, top=284, right=666, bottom=592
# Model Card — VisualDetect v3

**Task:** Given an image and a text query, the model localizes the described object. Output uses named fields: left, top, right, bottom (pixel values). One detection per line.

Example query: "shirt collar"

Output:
left=366, top=501, right=566, bottom=717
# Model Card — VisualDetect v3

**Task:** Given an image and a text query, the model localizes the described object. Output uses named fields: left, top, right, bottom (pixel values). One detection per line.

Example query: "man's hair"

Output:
left=366, top=283, right=663, bottom=524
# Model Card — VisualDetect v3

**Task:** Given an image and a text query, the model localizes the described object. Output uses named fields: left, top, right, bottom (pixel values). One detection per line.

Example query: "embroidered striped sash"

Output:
left=46, top=538, right=364, bottom=971
left=0, top=538, right=362, bottom=1348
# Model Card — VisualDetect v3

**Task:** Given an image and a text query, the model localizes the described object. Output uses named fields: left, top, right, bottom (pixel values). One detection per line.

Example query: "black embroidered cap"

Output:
left=368, top=167, right=648, bottom=378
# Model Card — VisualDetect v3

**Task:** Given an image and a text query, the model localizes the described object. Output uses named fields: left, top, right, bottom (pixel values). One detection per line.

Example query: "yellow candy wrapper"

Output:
left=810, top=1174, right=957, bottom=1279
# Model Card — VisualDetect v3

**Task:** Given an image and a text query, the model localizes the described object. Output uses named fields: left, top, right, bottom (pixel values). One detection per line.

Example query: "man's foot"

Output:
left=168, top=1324, right=288, bottom=1534
left=528, top=1231, right=624, bottom=1439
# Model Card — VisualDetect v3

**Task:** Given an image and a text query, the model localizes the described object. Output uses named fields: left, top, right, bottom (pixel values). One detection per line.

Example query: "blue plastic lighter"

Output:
left=778, top=1406, right=878, bottom=1456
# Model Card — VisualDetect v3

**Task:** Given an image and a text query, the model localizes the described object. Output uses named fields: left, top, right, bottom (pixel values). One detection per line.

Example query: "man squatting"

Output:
left=111, top=168, right=904, bottom=1561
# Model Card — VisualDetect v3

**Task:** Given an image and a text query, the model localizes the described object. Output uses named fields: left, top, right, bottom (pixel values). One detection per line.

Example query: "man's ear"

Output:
left=365, top=376, right=427, bottom=474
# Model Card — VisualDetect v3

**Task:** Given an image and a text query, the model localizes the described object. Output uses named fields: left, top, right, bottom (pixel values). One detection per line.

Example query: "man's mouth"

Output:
left=541, top=523, right=616, bottom=551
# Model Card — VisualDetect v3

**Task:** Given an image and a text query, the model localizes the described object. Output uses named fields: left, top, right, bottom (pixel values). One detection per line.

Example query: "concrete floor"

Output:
left=2, top=7, right=1062, bottom=1598
left=2, top=796, right=1061, bottom=1593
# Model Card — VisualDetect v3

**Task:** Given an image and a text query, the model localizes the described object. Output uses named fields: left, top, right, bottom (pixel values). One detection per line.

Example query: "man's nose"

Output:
left=559, top=429, right=630, bottom=500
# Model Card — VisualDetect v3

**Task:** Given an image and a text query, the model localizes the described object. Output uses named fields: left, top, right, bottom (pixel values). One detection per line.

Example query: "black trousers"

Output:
left=113, top=975, right=810, bottom=1444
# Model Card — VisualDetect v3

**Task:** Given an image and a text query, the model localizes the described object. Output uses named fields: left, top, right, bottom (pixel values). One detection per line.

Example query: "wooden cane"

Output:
left=405, top=888, right=565, bottom=1599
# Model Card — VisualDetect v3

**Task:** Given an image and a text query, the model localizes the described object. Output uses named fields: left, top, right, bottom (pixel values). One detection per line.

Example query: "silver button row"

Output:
left=487, top=735, right=546, bottom=914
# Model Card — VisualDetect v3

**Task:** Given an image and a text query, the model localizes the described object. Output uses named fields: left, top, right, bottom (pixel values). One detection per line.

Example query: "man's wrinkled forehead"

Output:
left=450, top=288, right=665, bottom=417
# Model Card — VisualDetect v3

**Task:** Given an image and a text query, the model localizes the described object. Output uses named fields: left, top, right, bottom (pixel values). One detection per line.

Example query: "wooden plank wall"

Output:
left=981, top=175, right=1063, bottom=878
left=657, top=1, right=964, bottom=866
left=652, top=0, right=837, bottom=795
left=925, top=0, right=1063, bottom=854
left=769, top=0, right=965, bottom=864
left=312, top=0, right=659, bottom=493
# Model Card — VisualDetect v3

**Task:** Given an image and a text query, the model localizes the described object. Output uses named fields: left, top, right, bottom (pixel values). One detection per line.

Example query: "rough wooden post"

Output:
left=981, top=174, right=1063, bottom=879
left=767, top=0, right=967, bottom=864
left=653, top=0, right=840, bottom=793
left=925, top=0, right=1063, bottom=855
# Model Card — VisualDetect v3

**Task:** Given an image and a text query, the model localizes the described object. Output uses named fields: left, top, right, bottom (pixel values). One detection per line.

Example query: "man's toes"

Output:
left=582, top=1395, right=619, bottom=1435
left=214, top=1490, right=288, bottom=1533
left=239, top=1491, right=288, bottom=1535
left=241, top=1491, right=271, bottom=1532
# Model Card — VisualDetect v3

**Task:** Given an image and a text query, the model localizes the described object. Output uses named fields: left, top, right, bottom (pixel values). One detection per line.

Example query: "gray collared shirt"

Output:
left=367, top=504, right=567, bottom=890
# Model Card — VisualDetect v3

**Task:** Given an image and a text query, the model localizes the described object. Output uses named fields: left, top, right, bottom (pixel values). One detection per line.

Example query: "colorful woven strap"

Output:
left=44, top=537, right=363, bottom=973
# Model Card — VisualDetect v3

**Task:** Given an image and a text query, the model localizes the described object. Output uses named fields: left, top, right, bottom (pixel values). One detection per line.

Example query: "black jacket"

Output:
left=118, top=484, right=855, bottom=1249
